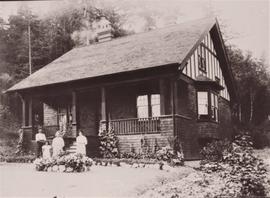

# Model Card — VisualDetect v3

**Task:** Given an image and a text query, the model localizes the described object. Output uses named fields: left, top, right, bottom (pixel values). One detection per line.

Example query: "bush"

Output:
left=156, top=146, right=184, bottom=166
left=200, top=139, right=231, bottom=162
left=200, top=133, right=268, bottom=197
left=4, top=154, right=36, bottom=163
left=33, top=153, right=93, bottom=172
left=222, top=134, right=267, bottom=197
left=98, top=124, right=119, bottom=158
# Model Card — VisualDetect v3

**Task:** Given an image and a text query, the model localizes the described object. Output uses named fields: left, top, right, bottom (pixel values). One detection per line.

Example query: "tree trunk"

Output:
left=239, top=104, right=242, bottom=123
left=249, top=89, right=255, bottom=123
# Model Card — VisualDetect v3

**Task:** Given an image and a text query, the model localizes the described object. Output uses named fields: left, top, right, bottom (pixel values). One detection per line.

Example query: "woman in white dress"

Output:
left=52, top=131, right=65, bottom=157
left=76, top=131, right=87, bottom=155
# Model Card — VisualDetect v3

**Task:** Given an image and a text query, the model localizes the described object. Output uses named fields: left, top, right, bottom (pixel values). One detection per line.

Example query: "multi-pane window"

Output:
left=211, top=93, right=218, bottom=121
left=137, top=95, right=149, bottom=118
left=197, top=91, right=219, bottom=121
left=151, top=94, right=161, bottom=117
left=198, top=45, right=207, bottom=72
left=197, top=92, right=208, bottom=119
left=136, top=94, right=160, bottom=118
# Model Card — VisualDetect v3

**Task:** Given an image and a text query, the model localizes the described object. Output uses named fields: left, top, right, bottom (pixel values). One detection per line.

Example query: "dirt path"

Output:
left=0, top=163, right=193, bottom=198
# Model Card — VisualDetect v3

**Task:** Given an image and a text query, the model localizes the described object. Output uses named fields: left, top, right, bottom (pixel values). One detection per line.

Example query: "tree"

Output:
left=0, top=3, right=129, bottom=131
left=227, top=46, right=270, bottom=126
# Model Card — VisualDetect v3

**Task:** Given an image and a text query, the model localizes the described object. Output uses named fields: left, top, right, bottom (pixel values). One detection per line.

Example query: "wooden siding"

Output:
left=78, top=92, right=100, bottom=136
left=182, top=32, right=230, bottom=101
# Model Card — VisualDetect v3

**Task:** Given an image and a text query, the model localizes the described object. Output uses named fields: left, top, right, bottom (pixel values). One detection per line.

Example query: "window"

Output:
left=137, top=94, right=160, bottom=118
left=137, top=95, right=149, bottom=118
left=197, top=91, right=219, bottom=121
left=151, top=94, right=161, bottom=117
left=198, top=45, right=206, bottom=72
left=197, top=92, right=208, bottom=119
left=211, top=93, right=218, bottom=121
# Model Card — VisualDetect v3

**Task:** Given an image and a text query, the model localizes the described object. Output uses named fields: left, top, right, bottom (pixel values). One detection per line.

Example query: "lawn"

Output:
left=0, top=162, right=193, bottom=198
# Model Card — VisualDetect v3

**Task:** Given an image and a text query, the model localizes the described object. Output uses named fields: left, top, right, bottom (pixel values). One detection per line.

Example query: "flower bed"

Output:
left=92, top=157, right=181, bottom=171
left=33, top=153, right=93, bottom=172
left=1, top=154, right=36, bottom=163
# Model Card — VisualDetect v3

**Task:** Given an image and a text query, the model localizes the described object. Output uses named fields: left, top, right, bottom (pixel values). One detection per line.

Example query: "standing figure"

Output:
left=76, top=131, right=88, bottom=155
left=52, top=131, right=65, bottom=157
left=42, top=141, right=52, bottom=159
left=35, top=128, right=47, bottom=158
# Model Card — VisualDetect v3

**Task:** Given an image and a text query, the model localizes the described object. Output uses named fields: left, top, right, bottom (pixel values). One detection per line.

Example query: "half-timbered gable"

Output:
left=182, top=32, right=230, bottom=101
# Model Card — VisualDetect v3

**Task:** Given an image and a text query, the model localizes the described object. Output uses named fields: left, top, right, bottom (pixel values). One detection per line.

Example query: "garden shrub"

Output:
left=98, top=124, right=119, bottom=158
left=200, top=139, right=231, bottom=162
left=222, top=134, right=267, bottom=197
left=33, top=153, right=93, bottom=172
left=4, top=154, right=36, bottom=163
left=200, top=133, right=268, bottom=197
left=156, top=146, right=184, bottom=166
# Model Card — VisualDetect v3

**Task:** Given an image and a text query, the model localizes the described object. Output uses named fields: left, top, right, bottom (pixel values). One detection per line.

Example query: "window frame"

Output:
left=196, top=89, right=219, bottom=122
left=198, top=45, right=207, bottom=73
left=136, top=94, right=161, bottom=118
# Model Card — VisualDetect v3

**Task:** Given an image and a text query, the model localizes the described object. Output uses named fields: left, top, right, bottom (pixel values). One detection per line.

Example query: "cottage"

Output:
left=7, top=17, right=237, bottom=159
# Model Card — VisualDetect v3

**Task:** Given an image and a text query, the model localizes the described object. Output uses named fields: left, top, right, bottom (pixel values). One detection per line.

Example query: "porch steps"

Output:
left=66, top=142, right=77, bottom=154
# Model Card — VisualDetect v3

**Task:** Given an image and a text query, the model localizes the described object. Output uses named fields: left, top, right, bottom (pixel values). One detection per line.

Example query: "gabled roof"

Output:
left=8, top=18, right=215, bottom=92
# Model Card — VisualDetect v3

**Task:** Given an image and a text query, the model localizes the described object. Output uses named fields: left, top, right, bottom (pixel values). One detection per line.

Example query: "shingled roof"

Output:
left=8, top=18, right=215, bottom=92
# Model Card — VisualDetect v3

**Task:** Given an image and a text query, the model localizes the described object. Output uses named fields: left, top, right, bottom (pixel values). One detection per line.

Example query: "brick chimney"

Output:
left=95, top=17, right=113, bottom=42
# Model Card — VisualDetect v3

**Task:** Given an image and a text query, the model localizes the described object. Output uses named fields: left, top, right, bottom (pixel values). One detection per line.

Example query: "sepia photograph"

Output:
left=0, top=0, right=269, bottom=197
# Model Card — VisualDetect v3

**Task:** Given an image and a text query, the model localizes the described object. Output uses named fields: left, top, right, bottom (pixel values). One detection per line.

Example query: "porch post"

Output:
left=71, top=91, right=77, bottom=137
left=170, top=79, right=177, bottom=137
left=159, top=78, right=166, bottom=115
left=101, top=87, right=107, bottom=121
left=170, top=79, right=176, bottom=116
left=174, top=81, right=179, bottom=114
left=28, top=97, right=33, bottom=127
left=21, top=96, right=26, bottom=127
left=101, top=87, right=108, bottom=130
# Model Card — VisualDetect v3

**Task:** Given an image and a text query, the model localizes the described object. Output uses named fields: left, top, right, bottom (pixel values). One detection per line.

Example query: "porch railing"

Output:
left=109, top=117, right=161, bottom=135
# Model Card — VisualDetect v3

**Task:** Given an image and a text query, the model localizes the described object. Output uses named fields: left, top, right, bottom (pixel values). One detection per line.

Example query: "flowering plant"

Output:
left=33, top=153, right=93, bottom=172
left=99, top=123, right=119, bottom=158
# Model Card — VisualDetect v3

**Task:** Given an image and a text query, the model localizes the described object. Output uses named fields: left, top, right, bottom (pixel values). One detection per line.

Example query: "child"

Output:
left=42, top=141, right=52, bottom=159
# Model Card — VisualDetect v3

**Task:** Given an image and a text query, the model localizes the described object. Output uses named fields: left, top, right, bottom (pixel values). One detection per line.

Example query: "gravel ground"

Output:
left=0, top=163, right=193, bottom=198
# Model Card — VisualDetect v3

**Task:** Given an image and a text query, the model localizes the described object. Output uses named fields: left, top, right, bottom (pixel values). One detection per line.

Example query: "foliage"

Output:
left=200, top=139, right=232, bottom=162
left=98, top=124, right=119, bottom=158
left=200, top=133, right=268, bottom=197
left=33, top=153, right=93, bottom=172
left=1, top=154, right=35, bottom=163
left=156, top=146, right=184, bottom=166
left=222, top=134, right=267, bottom=197
left=227, top=46, right=270, bottom=126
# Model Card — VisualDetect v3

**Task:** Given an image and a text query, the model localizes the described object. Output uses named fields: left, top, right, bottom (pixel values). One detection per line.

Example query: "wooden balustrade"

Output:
left=109, top=117, right=161, bottom=135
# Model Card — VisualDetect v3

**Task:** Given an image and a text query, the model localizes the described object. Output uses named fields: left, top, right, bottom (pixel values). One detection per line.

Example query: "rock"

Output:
left=163, top=164, right=171, bottom=171
left=59, top=165, right=66, bottom=172
left=52, top=165, right=59, bottom=172
left=132, top=163, right=139, bottom=168
left=139, top=163, right=145, bottom=168
left=66, top=167, right=73, bottom=172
